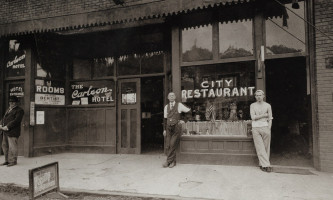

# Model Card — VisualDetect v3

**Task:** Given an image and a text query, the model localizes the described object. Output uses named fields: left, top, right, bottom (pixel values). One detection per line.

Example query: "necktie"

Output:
left=170, top=103, right=174, bottom=110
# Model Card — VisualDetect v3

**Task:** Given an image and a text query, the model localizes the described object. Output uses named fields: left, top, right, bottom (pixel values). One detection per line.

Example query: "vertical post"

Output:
left=306, top=0, right=319, bottom=170
left=24, top=39, right=34, bottom=157
left=253, top=11, right=265, bottom=92
left=0, top=39, right=5, bottom=155
left=171, top=26, right=181, bottom=99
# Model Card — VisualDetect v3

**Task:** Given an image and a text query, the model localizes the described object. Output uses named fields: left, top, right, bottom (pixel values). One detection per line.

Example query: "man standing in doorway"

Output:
left=0, top=96, right=24, bottom=167
left=163, top=92, right=190, bottom=168
left=250, top=90, right=273, bottom=172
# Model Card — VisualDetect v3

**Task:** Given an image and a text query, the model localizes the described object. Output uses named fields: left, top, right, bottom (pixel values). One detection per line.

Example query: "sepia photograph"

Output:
left=0, top=0, right=333, bottom=199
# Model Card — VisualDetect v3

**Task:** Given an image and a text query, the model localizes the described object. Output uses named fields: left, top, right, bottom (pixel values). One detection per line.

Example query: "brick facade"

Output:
left=314, top=0, right=333, bottom=172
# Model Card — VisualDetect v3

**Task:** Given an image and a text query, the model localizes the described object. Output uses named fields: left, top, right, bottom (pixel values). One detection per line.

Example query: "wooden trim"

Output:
left=253, top=10, right=265, bottom=91
left=266, top=52, right=307, bottom=60
left=67, top=104, right=115, bottom=108
left=57, top=18, right=166, bottom=35
left=181, top=135, right=252, bottom=140
left=171, top=26, right=181, bottom=98
left=24, top=42, right=33, bottom=157
left=307, top=0, right=319, bottom=170
left=117, top=73, right=165, bottom=79
left=4, top=76, right=25, bottom=81
left=181, top=56, right=255, bottom=67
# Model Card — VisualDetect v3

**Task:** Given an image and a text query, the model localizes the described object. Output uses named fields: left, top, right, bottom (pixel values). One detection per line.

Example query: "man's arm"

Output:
left=4, top=109, right=24, bottom=131
left=267, top=104, right=273, bottom=129
left=250, top=104, right=268, bottom=121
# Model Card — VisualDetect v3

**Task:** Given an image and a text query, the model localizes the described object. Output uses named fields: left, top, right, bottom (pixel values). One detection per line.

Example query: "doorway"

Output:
left=266, top=57, right=312, bottom=167
left=141, top=76, right=164, bottom=154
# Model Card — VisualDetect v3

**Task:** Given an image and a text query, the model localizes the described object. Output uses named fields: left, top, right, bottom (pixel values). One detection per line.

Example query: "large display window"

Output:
left=181, top=62, right=255, bottom=136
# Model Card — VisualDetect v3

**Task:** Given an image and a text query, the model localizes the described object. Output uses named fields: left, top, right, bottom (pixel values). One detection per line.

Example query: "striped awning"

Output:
left=0, top=0, right=253, bottom=37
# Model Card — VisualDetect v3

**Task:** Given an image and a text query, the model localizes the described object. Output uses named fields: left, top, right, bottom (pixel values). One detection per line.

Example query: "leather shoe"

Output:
left=162, top=162, right=169, bottom=168
left=7, top=162, right=17, bottom=167
left=1, top=162, right=9, bottom=166
left=169, top=162, right=176, bottom=168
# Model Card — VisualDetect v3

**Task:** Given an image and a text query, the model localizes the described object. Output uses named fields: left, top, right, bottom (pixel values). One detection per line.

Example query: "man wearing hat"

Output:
left=250, top=90, right=273, bottom=172
left=0, top=96, right=24, bottom=167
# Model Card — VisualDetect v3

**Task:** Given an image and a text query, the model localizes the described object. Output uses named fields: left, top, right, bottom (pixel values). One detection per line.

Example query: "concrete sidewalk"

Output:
left=0, top=153, right=332, bottom=200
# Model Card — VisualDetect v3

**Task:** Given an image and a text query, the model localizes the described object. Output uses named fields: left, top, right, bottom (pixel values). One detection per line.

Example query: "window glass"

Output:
left=93, top=57, right=115, bottom=77
left=70, top=80, right=115, bottom=105
left=181, top=62, right=255, bottom=136
left=6, top=40, right=26, bottom=77
left=118, top=54, right=140, bottom=76
left=121, top=82, right=137, bottom=105
left=266, top=2, right=306, bottom=55
left=141, top=51, right=164, bottom=74
left=182, top=25, right=213, bottom=62
left=73, top=58, right=91, bottom=80
left=219, top=20, right=253, bottom=59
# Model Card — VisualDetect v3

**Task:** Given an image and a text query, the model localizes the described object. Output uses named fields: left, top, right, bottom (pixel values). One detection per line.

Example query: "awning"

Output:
left=0, top=0, right=253, bottom=37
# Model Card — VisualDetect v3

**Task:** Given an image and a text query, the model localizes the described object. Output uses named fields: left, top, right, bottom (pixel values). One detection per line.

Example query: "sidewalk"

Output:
left=0, top=153, right=332, bottom=200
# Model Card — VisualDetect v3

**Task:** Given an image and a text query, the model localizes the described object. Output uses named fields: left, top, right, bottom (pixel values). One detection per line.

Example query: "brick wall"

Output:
left=314, top=0, right=333, bottom=172
left=0, top=0, right=143, bottom=24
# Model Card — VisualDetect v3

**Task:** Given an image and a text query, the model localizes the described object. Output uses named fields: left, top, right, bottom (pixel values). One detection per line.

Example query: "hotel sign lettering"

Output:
left=71, top=81, right=115, bottom=105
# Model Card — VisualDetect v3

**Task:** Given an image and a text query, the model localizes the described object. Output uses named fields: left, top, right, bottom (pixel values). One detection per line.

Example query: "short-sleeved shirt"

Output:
left=164, top=102, right=190, bottom=118
left=250, top=102, right=273, bottom=128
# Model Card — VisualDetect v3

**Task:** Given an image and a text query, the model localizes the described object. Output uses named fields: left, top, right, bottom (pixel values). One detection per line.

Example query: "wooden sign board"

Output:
left=29, top=162, right=66, bottom=199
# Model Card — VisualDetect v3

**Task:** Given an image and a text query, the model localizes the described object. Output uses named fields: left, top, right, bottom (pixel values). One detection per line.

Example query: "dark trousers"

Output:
left=165, top=123, right=181, bottom=164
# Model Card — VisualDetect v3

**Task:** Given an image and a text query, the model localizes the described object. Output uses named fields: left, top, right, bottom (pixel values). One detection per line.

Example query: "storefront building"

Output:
left=0, top=0, right=332, bottom=172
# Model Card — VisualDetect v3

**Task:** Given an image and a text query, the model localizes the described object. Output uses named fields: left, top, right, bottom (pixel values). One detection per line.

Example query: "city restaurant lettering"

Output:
left=182, top=79, right=255, bottom=99
left=71, top=84, right=114, bottom=102
left=7, top=54, right=26, bottom=69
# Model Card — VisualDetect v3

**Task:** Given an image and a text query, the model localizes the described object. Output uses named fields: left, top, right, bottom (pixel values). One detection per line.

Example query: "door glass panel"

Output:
left=8, top=82, right=25, bottom=107
left=121, top=109, right=127, bottom=148
left=219, top=20, right=253, bottom=59
left=121, top=82, right=137, bottom=105
left=130, top=109, right=137, bottom=148
left=265, top=2, right=306, bottom=55
left=6, top=40, right=26, bottom=77
left=182, top=25, right=213, bottom=62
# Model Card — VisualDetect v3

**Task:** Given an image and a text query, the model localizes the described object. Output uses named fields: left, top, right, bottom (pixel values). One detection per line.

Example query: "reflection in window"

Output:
left=181, top=62, right=255, bottom=136
left=182, top=25, right=213, bottom=62
left=73, top=58, right=91, bottom=80
left=266, top=2, right=305, bottom=55
left=219, top=20, right=253, bottom=59
left=93, top=57, right=115, bottom=77
left=141, top=51, right=164, bottom=74
left=118, top=54, right=140, bottom=76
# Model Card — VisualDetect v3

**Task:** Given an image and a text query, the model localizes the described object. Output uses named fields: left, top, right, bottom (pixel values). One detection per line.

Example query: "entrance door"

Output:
left=117, top=78, right=141, bottom=154
left=4, top=81, right=25, bottom=156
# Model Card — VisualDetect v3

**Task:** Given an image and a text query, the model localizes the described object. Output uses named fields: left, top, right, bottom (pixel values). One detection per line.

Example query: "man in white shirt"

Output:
left=250, top=90, right=273, bottom=172
left=163, top=92, right=191, bottom=168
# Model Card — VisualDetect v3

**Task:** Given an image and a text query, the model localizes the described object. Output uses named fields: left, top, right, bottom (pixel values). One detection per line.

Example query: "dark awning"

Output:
left=0, top=0, right=253, bottom=37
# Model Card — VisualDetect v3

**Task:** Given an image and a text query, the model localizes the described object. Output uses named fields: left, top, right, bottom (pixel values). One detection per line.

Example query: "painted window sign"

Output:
left=35, top=80, right=65, bottom=105
left=71, top=80, right=115, bottom=105
left=9, top=83, right=24, bottom=97
left=6, top=40, right=26, bottom=77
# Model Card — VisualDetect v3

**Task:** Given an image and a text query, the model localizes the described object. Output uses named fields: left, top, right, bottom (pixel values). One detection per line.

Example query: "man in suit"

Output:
left=1, top=96, right=24, bottom=167
left=163, top=92, right=190, bottom=168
